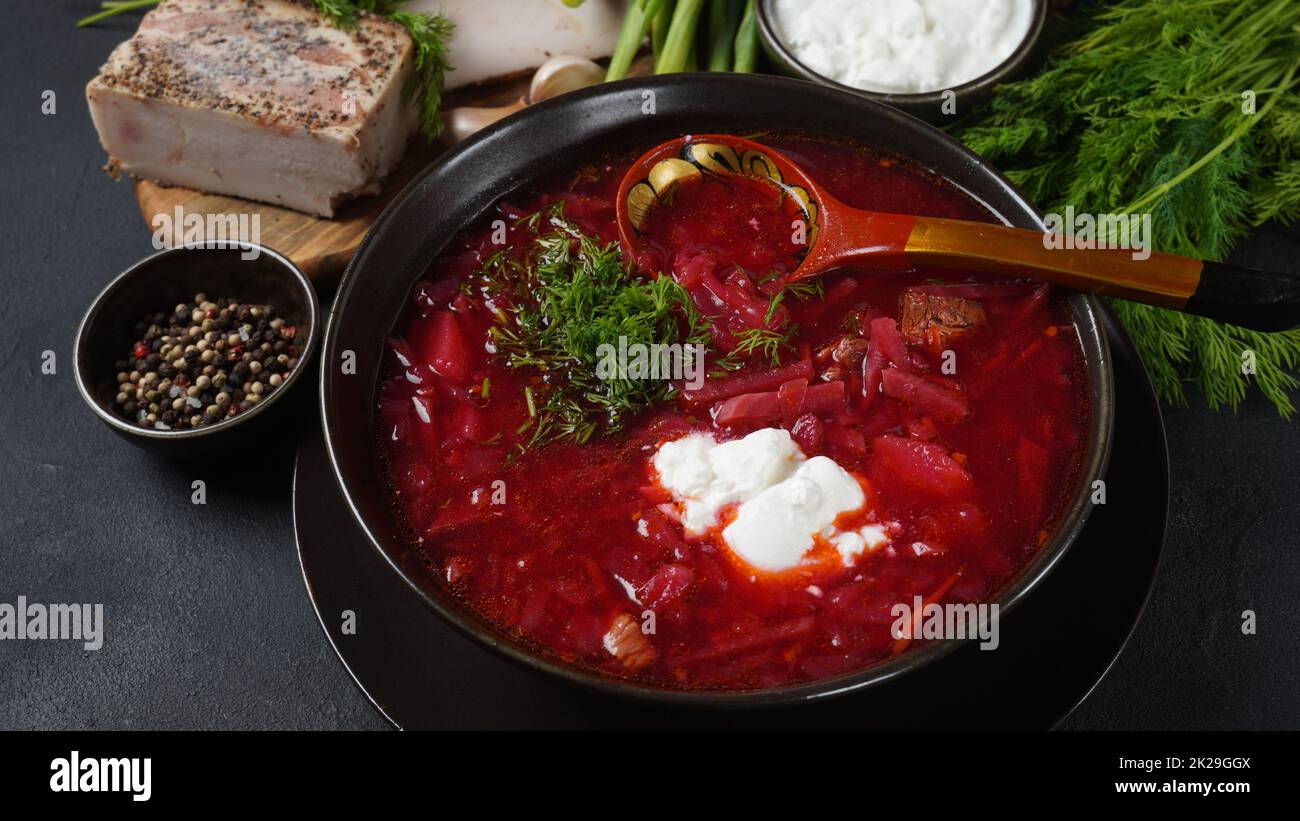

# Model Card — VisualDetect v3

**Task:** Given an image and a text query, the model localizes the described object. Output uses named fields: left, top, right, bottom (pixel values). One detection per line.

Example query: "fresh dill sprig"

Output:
left=950, top=0, right=1300, bottom=417
left=386, top=9, right=455, bottom=142
left=763, top=291, right=785, bottom=326
left=78, top=0, right=454, bottom=142
left=309, top=0, right=364, bottom=27
left=729, top=327, right=797, bottom=366
left=783, top=278, right=825, bottom=302
left=709, top=279, right=808, bottom=372
left=484, top=203, right=711, bottom=449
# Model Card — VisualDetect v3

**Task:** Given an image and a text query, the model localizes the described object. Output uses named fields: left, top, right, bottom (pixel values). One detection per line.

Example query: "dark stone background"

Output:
left=1, top=4, right=1295, bottom=730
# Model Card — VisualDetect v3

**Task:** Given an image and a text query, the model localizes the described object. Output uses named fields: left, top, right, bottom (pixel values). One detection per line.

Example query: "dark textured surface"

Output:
left=1, top=4, right=1296, bottom=730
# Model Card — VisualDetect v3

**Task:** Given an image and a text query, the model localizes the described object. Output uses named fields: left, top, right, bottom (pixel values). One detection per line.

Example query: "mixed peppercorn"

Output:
left=113, top=293, right=302, bottom=431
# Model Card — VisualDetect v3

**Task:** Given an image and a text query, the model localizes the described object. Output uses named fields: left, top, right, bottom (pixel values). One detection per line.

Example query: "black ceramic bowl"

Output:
left=756, top=0, right=1047, bottom=121
left=322, top=74, right=1113, bottom=707
left=75, top=243, right=321, bottom=457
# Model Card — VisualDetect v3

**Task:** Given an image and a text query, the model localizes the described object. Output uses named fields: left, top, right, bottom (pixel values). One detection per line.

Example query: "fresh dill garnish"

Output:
left=757, top=272, right=824, bottom=310
left=734, top=327, right=797, bottom=365
left=716, top=326, right=798, bottom=371
left=385, top=8, right=455, bottom=142
left=78, top=0, right=454, bottom=142
left=708, top=280, right=811, bottom=372
left=484, top=203, right=710, bottom=449
left=307, top=0, right=363, bottom=25
left=783, top=279, right=825, bottom=302
left=763, top=291, right=785, bottom=326
left=950, top=0, right=1300, bottom=417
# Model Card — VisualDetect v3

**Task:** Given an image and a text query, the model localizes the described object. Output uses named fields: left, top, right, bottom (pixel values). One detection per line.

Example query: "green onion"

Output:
left=655, top=0, right=707, bottom=74
left=607, top=0, right=668, bottom=81
left=706, top=0, right=742, bottom=72
left=652, top=0, right=675, bottom=60
left=733, top=0, right=759, bottom=73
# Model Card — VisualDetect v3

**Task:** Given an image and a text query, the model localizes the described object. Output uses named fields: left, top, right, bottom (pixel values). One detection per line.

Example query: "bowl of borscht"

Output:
left=321, top=74, right=1114, bottom=706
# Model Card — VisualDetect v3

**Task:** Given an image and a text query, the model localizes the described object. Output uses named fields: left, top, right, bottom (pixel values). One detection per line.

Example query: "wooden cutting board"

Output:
left=133, top=77, right=531, bottom=282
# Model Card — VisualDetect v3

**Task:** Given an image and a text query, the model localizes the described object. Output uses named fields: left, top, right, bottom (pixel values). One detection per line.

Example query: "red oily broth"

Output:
left=377, top=134, right=1088, bottom=690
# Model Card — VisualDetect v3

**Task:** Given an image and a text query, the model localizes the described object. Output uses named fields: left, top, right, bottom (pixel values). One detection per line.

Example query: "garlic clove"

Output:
left=527, top=55, right=606, bottom=104
left=442, top=55, right=605, bottom=145
left=443, top=100, right=527, bottom=144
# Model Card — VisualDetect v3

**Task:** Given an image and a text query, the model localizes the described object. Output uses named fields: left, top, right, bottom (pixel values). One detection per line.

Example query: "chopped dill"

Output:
left=783, top=279, right=825, bottom=302
left=483, top=203, right=711, bottom=449
left=731, top=326, right=798, bottom=365
left=763, top=291, right=785, bottom=326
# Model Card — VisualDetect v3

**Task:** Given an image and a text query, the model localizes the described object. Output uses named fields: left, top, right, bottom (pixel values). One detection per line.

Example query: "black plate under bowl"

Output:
left=294, top=305, right=1166, bottom=729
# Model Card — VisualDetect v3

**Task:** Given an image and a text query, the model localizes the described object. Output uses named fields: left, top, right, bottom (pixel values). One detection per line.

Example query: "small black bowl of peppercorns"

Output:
left=74, top=243, right=320, bottom=457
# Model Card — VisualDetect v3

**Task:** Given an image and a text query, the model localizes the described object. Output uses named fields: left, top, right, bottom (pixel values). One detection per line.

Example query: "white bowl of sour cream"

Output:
left=758, top=0, right=1045, bottom=119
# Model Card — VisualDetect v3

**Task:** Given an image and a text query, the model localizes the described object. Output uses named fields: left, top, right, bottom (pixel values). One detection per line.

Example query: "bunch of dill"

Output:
left=484, top=205, right=711, bottom=449
left=950, top=0, right=1300, bottom=416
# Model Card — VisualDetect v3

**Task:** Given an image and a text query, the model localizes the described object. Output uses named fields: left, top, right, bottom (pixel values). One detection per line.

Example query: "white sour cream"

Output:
left=652, top=429, right=889, bottom=573
left=771, top=0, right=1034, bottom=94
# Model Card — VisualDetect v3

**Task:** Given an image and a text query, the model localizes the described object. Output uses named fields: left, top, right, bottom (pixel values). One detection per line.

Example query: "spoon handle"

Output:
left=899, top=216, right=1300, bottom=332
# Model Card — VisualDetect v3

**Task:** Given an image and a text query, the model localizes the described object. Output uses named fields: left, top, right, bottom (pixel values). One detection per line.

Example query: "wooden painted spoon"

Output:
left=615, top=134, right=1300, bottom=331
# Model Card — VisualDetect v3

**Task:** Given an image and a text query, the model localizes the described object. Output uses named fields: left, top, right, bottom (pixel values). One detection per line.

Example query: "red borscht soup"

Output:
left=378, top=135, right=1088, bottom=690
